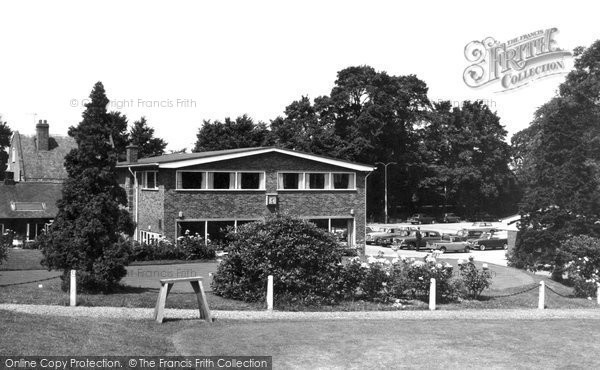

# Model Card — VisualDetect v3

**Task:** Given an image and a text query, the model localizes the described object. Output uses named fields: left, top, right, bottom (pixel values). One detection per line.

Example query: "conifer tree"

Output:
left=41, top=82, right=134, bottom=292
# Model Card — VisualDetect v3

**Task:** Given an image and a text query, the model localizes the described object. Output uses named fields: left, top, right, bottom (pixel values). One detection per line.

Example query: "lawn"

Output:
left=1, top=249, right=597, bottom=311
left=2, top=309, right=600, bottom=368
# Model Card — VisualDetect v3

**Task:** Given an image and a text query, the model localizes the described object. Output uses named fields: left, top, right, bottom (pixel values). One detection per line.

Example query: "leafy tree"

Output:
left=270, top=96, right=344, bottom=156
left=194, top=115, right=273, bottom=152
left=129, top=117, right=167, bottom=158
left=0, top=117, right=12, bottom=180
left=417, top=101, right=517, bottom=217
left=40, top=82, right=135, bottom=292
left=272, top=66, right=430, bottom=219
left=509, top=40, right=600, bottom=271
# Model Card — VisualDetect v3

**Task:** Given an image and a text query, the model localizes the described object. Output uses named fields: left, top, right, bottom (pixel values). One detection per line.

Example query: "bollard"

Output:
left=70, top=269, right=77, bottom=307
left=538, top=281, right=545, bottom=310
left=429, top=278, right=436, bottom=311
left=267, top=275, right=273, bottom=312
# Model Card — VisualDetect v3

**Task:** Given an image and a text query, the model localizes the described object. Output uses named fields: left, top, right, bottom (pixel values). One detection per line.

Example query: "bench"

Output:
left=153, top=276, right=212, bottom=323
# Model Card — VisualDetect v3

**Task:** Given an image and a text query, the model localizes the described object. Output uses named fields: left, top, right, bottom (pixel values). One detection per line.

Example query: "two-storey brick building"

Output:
left=117, top=146, right=374, bottom=251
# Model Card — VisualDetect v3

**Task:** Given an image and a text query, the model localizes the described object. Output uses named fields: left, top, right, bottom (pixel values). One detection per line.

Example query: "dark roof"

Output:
left=117, top=146, right=374, bottom=170
left=17, top=133, right=77, bottom=181
left=0, top=182, right=63, bottom=219
left=118, top=147, right=261, bottom=166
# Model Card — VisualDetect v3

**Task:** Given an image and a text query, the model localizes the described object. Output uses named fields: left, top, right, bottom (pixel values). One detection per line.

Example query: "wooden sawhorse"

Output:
left=153, top=276, right=212, bottom=323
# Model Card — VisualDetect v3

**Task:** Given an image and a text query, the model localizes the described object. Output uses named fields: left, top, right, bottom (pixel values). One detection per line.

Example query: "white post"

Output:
left=597, top=285, right=599, bottom=306
left=538, top=281, right=545, bottom=310
left=429, top=278, right=436, bottom=311
left=70, top=270, right=77, bottom=307
left=267, top=275, right=273, bottom=312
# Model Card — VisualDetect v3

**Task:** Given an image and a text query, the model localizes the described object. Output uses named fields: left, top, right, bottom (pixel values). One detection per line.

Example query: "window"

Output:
left=280, top=173, right=301, bottom=189
left=278, top=172, right=356, bottom=190
left=180, top=172, right=204, bottom=189
left=306, top=173, right=327, bottom=189
left=137, top=171, right=157, bottom=189
left=212, top=172, right=233, bottom=189
left=177, top=171, right=265, bottom=190
left=239, top=172, right=261, bottom=189
left=12, top=148, right=16, bottom=163
left=333, top=173, right=354, bottom=189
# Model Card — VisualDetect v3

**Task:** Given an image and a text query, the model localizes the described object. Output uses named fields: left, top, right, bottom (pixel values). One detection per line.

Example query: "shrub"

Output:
left=128, top=233, right=216, bottom=262
left=178, top=232, right=216, bottom=260
left=0, top=233, right=8, bottom=265
left=559, top=235, right=600, bottom=298
left=211, top=215, right=345, bottom=305
left=340, top=253, right=460, bottom=303
left=1, top=229, right=15, bottom=251
left=458, top=256, right=492, bottom=299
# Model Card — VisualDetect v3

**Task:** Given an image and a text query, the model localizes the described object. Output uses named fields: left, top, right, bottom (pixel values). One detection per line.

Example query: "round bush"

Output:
left=211, top=215, right=345, bottom=305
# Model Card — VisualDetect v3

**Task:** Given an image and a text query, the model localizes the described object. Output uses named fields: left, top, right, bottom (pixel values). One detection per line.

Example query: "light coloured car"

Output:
left=427, top=236, right=470, bottom=253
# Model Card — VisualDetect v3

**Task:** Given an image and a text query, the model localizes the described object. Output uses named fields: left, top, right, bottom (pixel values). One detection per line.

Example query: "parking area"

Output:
left=365, top=244, right=508, bottom=266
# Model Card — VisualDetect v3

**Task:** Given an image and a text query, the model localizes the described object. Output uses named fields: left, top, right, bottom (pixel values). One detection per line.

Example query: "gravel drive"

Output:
left=2, top=303, right=600, bottom=321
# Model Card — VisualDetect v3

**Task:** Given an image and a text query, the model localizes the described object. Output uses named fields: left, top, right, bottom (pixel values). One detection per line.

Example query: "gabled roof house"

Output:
left=1, top=121, right=76, bottom=241
left=116, top=146, right=375, bottom=251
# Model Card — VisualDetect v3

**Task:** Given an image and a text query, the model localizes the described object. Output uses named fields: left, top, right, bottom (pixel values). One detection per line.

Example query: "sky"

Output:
left=0, top=0, right=598, bottom=152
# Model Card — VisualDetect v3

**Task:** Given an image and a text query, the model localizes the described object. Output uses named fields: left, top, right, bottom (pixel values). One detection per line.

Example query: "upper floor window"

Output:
left=278, top=172, right=355, bottom=190
left=176, top=171, right=265, bottom=190
left=137, top=171, right=157, bottom=189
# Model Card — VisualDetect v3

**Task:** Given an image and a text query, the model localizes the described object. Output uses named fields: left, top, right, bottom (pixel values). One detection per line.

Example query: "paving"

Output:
left=2, top=303, right=600, bottom=321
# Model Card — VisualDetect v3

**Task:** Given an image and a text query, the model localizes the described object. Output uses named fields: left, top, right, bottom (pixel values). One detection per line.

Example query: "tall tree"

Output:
left=40, top=82, right=134, bottom=292
left=194, top=114, right=273, bottom=152
left=418, top=101, right=516, bottom=217
left=510, top=41, right=600, bottom=270
left=129, top=117, right=167, bottom=158
left=0, top=117, right=12, bottom=180
left=272, top=66, right=430, bottom=220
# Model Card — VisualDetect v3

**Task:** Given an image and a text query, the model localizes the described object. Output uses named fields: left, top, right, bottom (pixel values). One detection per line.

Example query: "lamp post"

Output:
left=375, top=161, right=397, bottom=224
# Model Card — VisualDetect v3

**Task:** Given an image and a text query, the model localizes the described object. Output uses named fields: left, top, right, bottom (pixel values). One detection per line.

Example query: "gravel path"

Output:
left=2, top=303, right=600, bottom=321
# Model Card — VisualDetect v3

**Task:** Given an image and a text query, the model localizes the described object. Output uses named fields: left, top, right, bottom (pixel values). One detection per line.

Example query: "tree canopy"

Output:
left=0, top=117, right=12, bottom=180
left=509, top=40, right=600, bottom=270
left=194, top=114, right=273, bottom=152
left=129, top=117, right=167, bottom=158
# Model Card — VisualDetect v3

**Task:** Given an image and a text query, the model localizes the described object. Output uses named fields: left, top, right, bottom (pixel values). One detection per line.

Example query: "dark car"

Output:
left=366, top=227, right=410, bottom=246
left=441, top=213, right=461, bottom=223
left=407, top=213, right=436, bottom=224
left=393, top=230, right=442, bottom=250
left=468, top=231, right=508, bottom=251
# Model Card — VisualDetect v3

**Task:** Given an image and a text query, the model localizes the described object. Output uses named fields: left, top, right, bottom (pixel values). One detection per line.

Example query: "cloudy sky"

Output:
left=0, top=0, right=598, bottom=151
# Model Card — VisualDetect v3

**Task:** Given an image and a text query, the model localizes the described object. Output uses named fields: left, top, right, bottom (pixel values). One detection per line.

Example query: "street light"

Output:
left=375, top=161, right=397, bottom=224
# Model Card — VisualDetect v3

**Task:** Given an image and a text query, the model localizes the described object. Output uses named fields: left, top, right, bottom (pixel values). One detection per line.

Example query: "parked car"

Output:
left=469, top=222, right=496, bottom=229
left=471, top=213, right=499, bottom=222
left=468, top=231, right=508, bottom=251
left=441, top=213, right=461, bottom=223
left=407, top=213, right=436, bottom=224
left=427, top=235, right=470, bottom=253
left=366, top=227, right=409, bottom=246
left=393, top=229, right=442, bottom=249
left=456, top=228, right=491, bottom=241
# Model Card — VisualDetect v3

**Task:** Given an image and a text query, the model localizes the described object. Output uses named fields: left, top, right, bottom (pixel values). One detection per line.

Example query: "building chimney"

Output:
left=126, top=145, right=139, bottom=163
left=36, top=119, right=50, bottom=151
